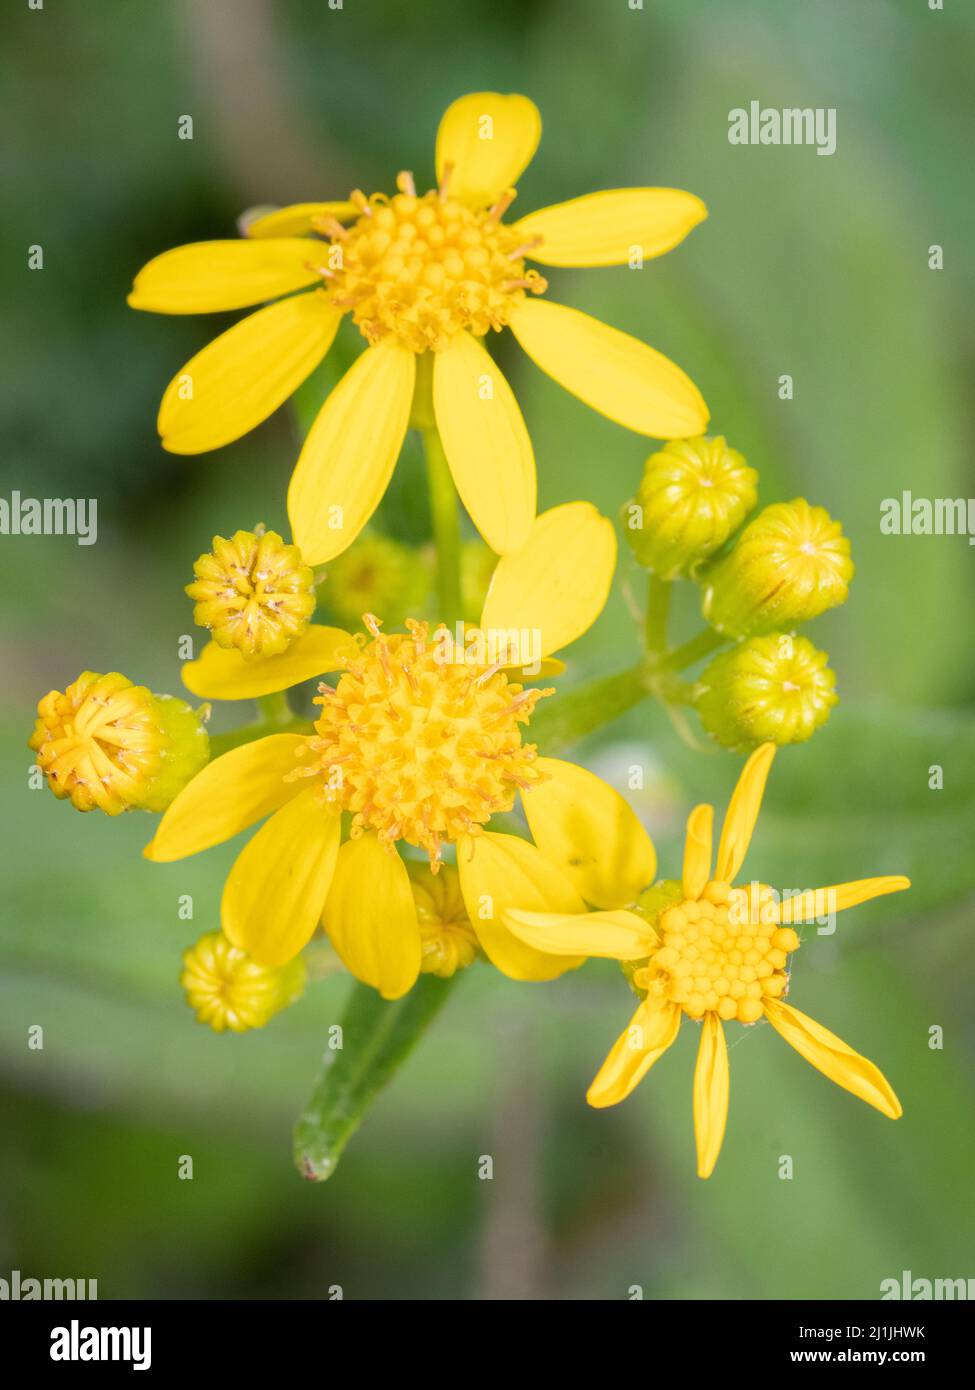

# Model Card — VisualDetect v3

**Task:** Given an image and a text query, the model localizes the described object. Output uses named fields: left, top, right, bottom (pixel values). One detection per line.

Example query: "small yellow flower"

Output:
left=129, top=92, right=709, bottom=561
left=144, top=503, right=619, bottom=999
left=181, top=930, right=306, bottom=1032
left=701, top=499, right=853, bottom=638
left=29, top=671, right=209, bottom=815
left=187, top=528, right=316, bottom=658
left=627, top=435, right=757, bottom=578
left=696, top=633, right=838, bottom=750
left=502, top=744, right=909, bottom=1177
left=407, top=863, right=479, bottom=978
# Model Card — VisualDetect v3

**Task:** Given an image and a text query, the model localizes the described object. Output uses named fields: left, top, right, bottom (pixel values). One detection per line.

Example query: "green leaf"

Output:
left=293, top=974, right=457, bottom=1182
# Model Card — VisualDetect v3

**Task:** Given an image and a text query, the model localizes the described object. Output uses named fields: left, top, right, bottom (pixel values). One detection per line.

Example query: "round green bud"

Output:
left=700, top=498, right=853, bottom=637
left=625, top=436, right=758, bottom=578
left=324, top=530, right=429, bottom=629
left=695, top=633, right=838, bottom=751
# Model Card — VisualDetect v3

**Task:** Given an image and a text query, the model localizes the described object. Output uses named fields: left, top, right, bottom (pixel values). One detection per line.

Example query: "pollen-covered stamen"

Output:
left=319, top=175, right=548, bottom=353
left=293, top=615, right=552, bottom=865
left=186, top=528, right=316, bottom=659
left=634, top=880, right=799, bottom=1024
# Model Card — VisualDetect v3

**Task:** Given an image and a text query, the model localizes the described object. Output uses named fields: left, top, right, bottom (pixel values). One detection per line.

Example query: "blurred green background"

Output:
left=2, top=0, right=973, bottom=1300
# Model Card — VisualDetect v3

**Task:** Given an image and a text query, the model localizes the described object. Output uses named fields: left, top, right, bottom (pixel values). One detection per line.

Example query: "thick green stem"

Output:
left=644, top=574, right=671, bottom=655
left=529, top=664, right=651, bottom=752
left=294, top=975, right=458, bottom=1182
left=422, top=425, right=463, bottom=624
left=660, top=627, right=728, bottom=673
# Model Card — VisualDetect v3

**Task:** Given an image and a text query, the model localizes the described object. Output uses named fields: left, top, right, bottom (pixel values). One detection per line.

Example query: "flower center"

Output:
left=295, top=616, right=551, bottom=865
left=315, top=172, right=547, bottom=353
left=30, top=673, right=171, bottom=814
left=635, top=880, right=799, bottom=1024
left=186, top=529, right=315, bottom=659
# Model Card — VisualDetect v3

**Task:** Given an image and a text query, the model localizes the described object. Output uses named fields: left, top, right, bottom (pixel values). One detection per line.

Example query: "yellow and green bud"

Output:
left=700, top=498, right=853, bottom=637
left=626, top=436, right=758, bottom=579
left=181, top=930, right=306, bottom=1033
left=187, top=528, right=316, bottom=659
left=407, top=861, right=479, bottom=978
left=324, top=530, right=429, bottom=631
left=695, top=634, right=838, bottom=751
left=29, top=671, right=209, bottom=815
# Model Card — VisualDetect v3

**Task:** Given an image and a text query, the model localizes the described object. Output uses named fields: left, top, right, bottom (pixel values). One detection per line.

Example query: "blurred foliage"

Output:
left=1, top=0, right=973, bottom=1299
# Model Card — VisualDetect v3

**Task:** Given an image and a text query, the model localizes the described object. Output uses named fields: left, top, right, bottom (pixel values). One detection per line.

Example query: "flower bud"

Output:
left=324, top=531, right=428, bottom=630
left=181, top=930, right=306, bottom=1032
left=187, top=528, right=315, bottom=658
left=29, top=671, right=209, bottom=815
left=407, top=862, right=479, bottom=978
left=626, top=436, right=758, bottom=578
left=700, top=499, right=852, bottom=637
left=695, top=634, right=837, bottom=751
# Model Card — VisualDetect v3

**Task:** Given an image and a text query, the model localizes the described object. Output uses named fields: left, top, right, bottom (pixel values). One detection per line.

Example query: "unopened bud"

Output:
left=696, top=634, right=838, bottom=750
left=181, top=930, right=306, bottom=1032
left=700, top=499, right=853, bottom=637
left=408, top=862, right=479, bottom=978
left=187, top=528, right=315, bottom=658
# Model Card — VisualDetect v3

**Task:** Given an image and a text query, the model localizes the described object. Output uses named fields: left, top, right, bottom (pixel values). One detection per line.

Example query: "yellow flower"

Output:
left=407, top=863, right=480, bottom=978
left=701, top=499, right=853, bottom=638
left=187, top=528, right=316, bottom=658
left=627, top=435, right=757, bottom=578
left=503, top=744, right=909, bottom=1177
left=181, top=929, right=306, bottom=1032
left=129, top=92, right=709, bottom=561
left=696, top=633, right=838, bottom=750
left=143, top=502, right=618, bottom=998
left=29, top=671, right=209, bottom=815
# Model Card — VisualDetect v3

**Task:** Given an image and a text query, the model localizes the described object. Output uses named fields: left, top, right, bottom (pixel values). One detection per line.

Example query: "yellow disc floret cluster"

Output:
left=296, top=616, right=551, bottom=865
left=29, top=671, right=208, bottom=815
left=318, top=176, right=547, bottom=353
left=181, top=930, right=306, bottom=1033
left=187, top=528, right=316, bottom=658
left=636, top=880, right=800, bottom=1024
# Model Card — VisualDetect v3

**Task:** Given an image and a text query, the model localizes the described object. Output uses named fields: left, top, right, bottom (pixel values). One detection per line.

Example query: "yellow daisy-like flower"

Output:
left=144, top=502, right=619, bottom=998
left=128, top=92, right=709, bottom=561
left=503, top=744, right=910, bottom=1177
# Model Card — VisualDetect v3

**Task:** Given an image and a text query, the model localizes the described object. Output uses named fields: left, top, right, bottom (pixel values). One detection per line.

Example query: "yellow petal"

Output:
left=521, top=758, right=656, bottom=909
left=181, top=626, right=355, bottom=700
left=773, top=876, right=911, bottom=925
left=323, top=835, right=422, bottom=1000
left=480, top=501, right=616, bottom=658
left=502, top=907, right=657, bottom=960
left=245, top=202, right=358, bottom=238
left=144, top=733, right=306, bottom=862
left=587, top=999, right=680, bottom=1108
left=693, top=1012, right=729, bottom=1179
left=435, top=92, right=541, bottom=208
left=509, top=298, right=708, bottom=439
left=158, top=292, right=342, bottom=454
left=512, top=188, right=707, bottom=268
left=127, top=239, right=323, bottom=314
left=682, top=803, right=713, bottom=902
left=433, top=331, right=535, bottom=554
left=288, top=342, right=415, bottom=564
left=222, top=786, right=340, bottom=966
left=763, top=999, right=902, bottom=1119
left=456, top=831, right=586, bottom=980
left=714, top=742, right=776, bottom=882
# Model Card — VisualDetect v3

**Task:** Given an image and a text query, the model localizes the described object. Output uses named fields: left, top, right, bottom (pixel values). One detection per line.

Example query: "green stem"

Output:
left=294, top=974, right=458, bottom=1182
left=421, top=424, right=463, bottom=624
left=644, top=574, right=671, bottom=655
left=257, top=691, right=291, bottom=723
left=660, top=627, right=728, bottom=673
left=529, top=664, right=651, bottom=753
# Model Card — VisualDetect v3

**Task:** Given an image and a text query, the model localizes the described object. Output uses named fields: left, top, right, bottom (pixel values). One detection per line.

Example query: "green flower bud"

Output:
left=700, top=499, right=853, bottom=637
left=324, top=530, right=429, bottom=629
left=626, top=436, right=758, bottom=578
left=695, top=634, right=838, bottom=751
